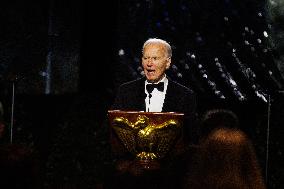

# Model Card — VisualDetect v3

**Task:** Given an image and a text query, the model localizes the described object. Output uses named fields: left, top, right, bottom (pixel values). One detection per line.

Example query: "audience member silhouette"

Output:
left=183, top=127, right=266, bottom=189
left=0, top=144, right=39, bottom=189
left=199, top=109, right=240, bottom=142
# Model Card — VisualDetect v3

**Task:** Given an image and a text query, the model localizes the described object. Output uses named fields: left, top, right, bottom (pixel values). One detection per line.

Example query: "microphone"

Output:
left=145, top=92, right=152, bottom=112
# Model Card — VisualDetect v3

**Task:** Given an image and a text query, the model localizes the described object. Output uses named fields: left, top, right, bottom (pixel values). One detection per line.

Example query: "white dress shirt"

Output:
left=145, top=76, right=168, bottom=112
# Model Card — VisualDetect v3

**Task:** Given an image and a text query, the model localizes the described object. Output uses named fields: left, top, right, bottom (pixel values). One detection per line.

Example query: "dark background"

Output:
left=0, top=0, right=283, bottom=188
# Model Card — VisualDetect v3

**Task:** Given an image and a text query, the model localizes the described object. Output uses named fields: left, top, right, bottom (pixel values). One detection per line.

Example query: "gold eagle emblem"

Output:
left=111, top=115, right=182, bottom=160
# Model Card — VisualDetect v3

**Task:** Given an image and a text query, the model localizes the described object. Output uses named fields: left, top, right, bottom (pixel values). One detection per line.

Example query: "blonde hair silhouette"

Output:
left=184, top=127, right=266, bottom=189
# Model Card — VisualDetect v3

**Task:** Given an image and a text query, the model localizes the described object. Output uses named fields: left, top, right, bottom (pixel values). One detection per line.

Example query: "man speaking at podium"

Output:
left=111, top=38, right=197, bottom=143
left=108, top=38, right=198, bottom=189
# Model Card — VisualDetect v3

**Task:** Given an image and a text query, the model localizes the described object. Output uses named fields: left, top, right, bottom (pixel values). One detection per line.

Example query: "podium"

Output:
left=108, top=110, right=184, bottom=170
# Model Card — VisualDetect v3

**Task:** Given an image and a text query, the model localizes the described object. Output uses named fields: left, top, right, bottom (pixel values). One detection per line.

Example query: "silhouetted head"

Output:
left=199, top=109, right=239, bottom=141
left=184, top=127, right=266, bottom=189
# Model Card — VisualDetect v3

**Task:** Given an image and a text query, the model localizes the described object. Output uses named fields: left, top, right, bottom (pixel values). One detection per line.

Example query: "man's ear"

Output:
left=166, top=57, right=171, bottom=69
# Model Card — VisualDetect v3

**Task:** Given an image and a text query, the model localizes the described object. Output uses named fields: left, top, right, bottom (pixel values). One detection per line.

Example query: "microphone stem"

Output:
left=148, top=93, right=152, bottom=112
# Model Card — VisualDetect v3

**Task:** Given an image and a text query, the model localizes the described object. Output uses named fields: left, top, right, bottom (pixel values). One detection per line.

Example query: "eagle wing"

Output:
left=153, top=120, right=182, bottom=159
left=111, top=117, right=137, bottom=155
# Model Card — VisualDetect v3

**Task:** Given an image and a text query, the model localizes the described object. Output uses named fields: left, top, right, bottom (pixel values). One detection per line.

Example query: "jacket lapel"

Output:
left=134, top=77, right=146, bottom=111
left=162, top=79, right=176, bottom=112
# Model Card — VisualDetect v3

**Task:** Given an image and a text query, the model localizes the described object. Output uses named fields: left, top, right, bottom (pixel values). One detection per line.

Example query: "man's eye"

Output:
left=143, top=57, right=160, bottom=60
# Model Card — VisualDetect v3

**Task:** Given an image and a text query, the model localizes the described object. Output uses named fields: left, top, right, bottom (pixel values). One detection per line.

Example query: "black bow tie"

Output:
left=146, top=82, right=164, bottom=93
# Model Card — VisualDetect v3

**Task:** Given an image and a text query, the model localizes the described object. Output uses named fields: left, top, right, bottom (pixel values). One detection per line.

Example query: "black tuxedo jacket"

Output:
left=108, top=77, right=199, bottom=189
left=111, top=77, right=198, bottom=144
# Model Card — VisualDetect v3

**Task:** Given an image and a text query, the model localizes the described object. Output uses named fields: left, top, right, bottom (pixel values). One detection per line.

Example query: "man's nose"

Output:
left=146, top=59, right=154, bottom=66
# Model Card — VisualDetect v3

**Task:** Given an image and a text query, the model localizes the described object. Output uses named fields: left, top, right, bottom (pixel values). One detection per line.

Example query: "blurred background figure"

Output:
left=198, top=108, right=240, bottom=142
left=0, top=144, right=40, bottom=189
left=183, top=127, right=266, bottom=189
left=0, top=98, right=40, bottom=188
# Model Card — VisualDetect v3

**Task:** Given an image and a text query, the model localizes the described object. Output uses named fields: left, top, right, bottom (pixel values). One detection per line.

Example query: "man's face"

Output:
left=142, top=43, right=171, bottom=83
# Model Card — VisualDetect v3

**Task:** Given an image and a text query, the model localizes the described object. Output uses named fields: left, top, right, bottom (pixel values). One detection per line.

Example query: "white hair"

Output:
left=142, top=38, right=172, bottom=58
